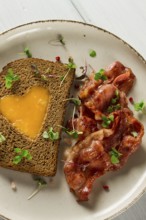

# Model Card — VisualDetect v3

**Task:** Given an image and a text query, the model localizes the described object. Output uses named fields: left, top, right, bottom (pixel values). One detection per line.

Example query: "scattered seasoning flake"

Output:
left=28, top=178, right=47, bottom=200
left=89, top=49, right=96, bottom=57
left=131, top=131, right=138, bottom=138
left=24, top=47, right=32, bottom=58
left=129, top=97, right=134, bottom=104
left=134, top=101, right=145, bottom=112
left=109, top=147, right=122, bottom=164
left=94, top=69, right=107, bottom=81
left=13, top=148, right=32, bottom=165
left=55, top=56, right=61, bottom=62
left=103, top=185, right=110, bottom=191
left=42, top=127, right=59, bottom=141
left=5, top=68, right=20, bottom=89
left=0, top=132, right=6, bottom=143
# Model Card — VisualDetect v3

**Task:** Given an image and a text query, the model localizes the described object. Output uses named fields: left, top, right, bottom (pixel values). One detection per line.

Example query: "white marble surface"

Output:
left=0, top=0, right=146, bottom=219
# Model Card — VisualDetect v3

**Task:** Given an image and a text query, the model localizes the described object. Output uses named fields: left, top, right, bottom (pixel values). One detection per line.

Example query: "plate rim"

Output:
left=0, top=19, right=146, bottom=220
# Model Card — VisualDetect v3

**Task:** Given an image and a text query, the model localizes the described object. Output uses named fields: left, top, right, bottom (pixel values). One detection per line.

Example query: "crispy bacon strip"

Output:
left=79, top=61, right=135, bottom=100
left=79, top=61, right=135, bottom=119
left=64, top=110, right=144, bottom=201
left=64, top=61, right=143, bottom=202
left=113, top=68, right=135, bottom=94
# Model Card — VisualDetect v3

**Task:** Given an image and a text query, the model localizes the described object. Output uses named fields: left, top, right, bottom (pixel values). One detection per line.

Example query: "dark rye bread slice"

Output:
left=0, top=58, right=75, bottom=176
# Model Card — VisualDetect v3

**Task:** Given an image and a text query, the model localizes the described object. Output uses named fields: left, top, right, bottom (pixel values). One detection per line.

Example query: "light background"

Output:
left=0, top=0, right=146, bottom=219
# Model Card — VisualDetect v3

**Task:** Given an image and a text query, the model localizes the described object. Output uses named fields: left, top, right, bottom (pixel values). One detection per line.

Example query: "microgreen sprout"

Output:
left=67, top=57, right=76, bottom=69
left=42, top=127, right=59, bottom=141
left=64, top=98, right=81, bottom=106
left=58, top=34, right=65, bottom=46
left=107, top=104, right=121, bottom=113
left=101, top=115, right=114, bottom=128
left=58, top=125, right=83, bottom=139
left=13, top=148, right=32, bottom=165
left=134, top=101, right=145, bottom=112
left=94, top=69, right=107, bottom=81
left=89, top=49, right=96, bottom=57
left=24, top=47, right=32, bottom=58
left=0, top=132, right=6, bottom=143
left=60, top=58, right=76, bottom=87
left=4, top=68, right=19, bottom=89
left=109, top=147, right=122, bottom=164
left=28, top=178, right=47, bottom=200
left=111, top=90, right=119, bottom=104
left=131, top=131, right=138, bottom=138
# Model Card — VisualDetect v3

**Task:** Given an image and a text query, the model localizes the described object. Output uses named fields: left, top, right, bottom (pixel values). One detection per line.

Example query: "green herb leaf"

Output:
left=107, top=104, right=121, bottom=113
left=43, top=127, right=59, bottom=141
left=111, top=89, right=120, bottom=104
left=14, top=148, right=22, bottom=153
left=42, top=131, right=49, bottom=139
left=13, top=155, right=22, bottom=165
left=134, top=101, right=145, bottom=112
left=67, top=57, right=76, bottom=69
left=13, top=148, right=32, bottom=164
left=0, top=132, right=6, bottom=143
left=109, top=147, right=122, bottom=164
left=66, top=130, right=83, bottom=139
left=24, top=47, right=32, bottom=58
left=65, top=98, right=81, bottom=106
left=59, top=125, right=83, bottom=139
left=110, top=154, right=120, bottom=164
left=26, top=154, right=33, bottom=160
left=131, top=131, right=138, bottom=138
left=4, top=68, right=19, bottom=89
left=94, top=69, right=107, bottom=81
left=101, top=115, right=114, bottom=128
left=21, top=149, right=29, bottom=157
left=48, top=127, right=59, bottom=141
left=89, top=49, right=96, bottom=57
left=27, top=178, right=47, bottom=200
left=115, top=89, right=119, bottom=97
left=58, top=34, right=65, bottom=45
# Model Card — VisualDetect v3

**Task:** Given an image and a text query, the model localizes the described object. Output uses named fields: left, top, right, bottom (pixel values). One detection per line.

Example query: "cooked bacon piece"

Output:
left=64, top=134, right=111, bottom=201
left=105, top=61, right=125, bottom=81
left=64, top=110, right=144, bottom=201
left=113, top=112, right=144, bottom=169
left=71, top=115, right=97, bottom=140
left=79, top=61, right=135, bottom=101
left=113, top=68, right=135, bottom=94
left=83, top=84, right=128, bottom=119
left=79, top=72, right=102, bottom=99
left=84, top=84, right=117, bottom=118
left=64, top=61, right=143, bottom=202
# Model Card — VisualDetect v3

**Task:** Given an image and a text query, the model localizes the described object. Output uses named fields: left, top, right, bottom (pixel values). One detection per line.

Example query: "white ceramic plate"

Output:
left=0, top=20, right=146, bottom=220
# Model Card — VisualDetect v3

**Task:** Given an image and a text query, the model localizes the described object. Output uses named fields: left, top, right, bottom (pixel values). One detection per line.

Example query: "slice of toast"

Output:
left=0, top=58, right=75, bottom=176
